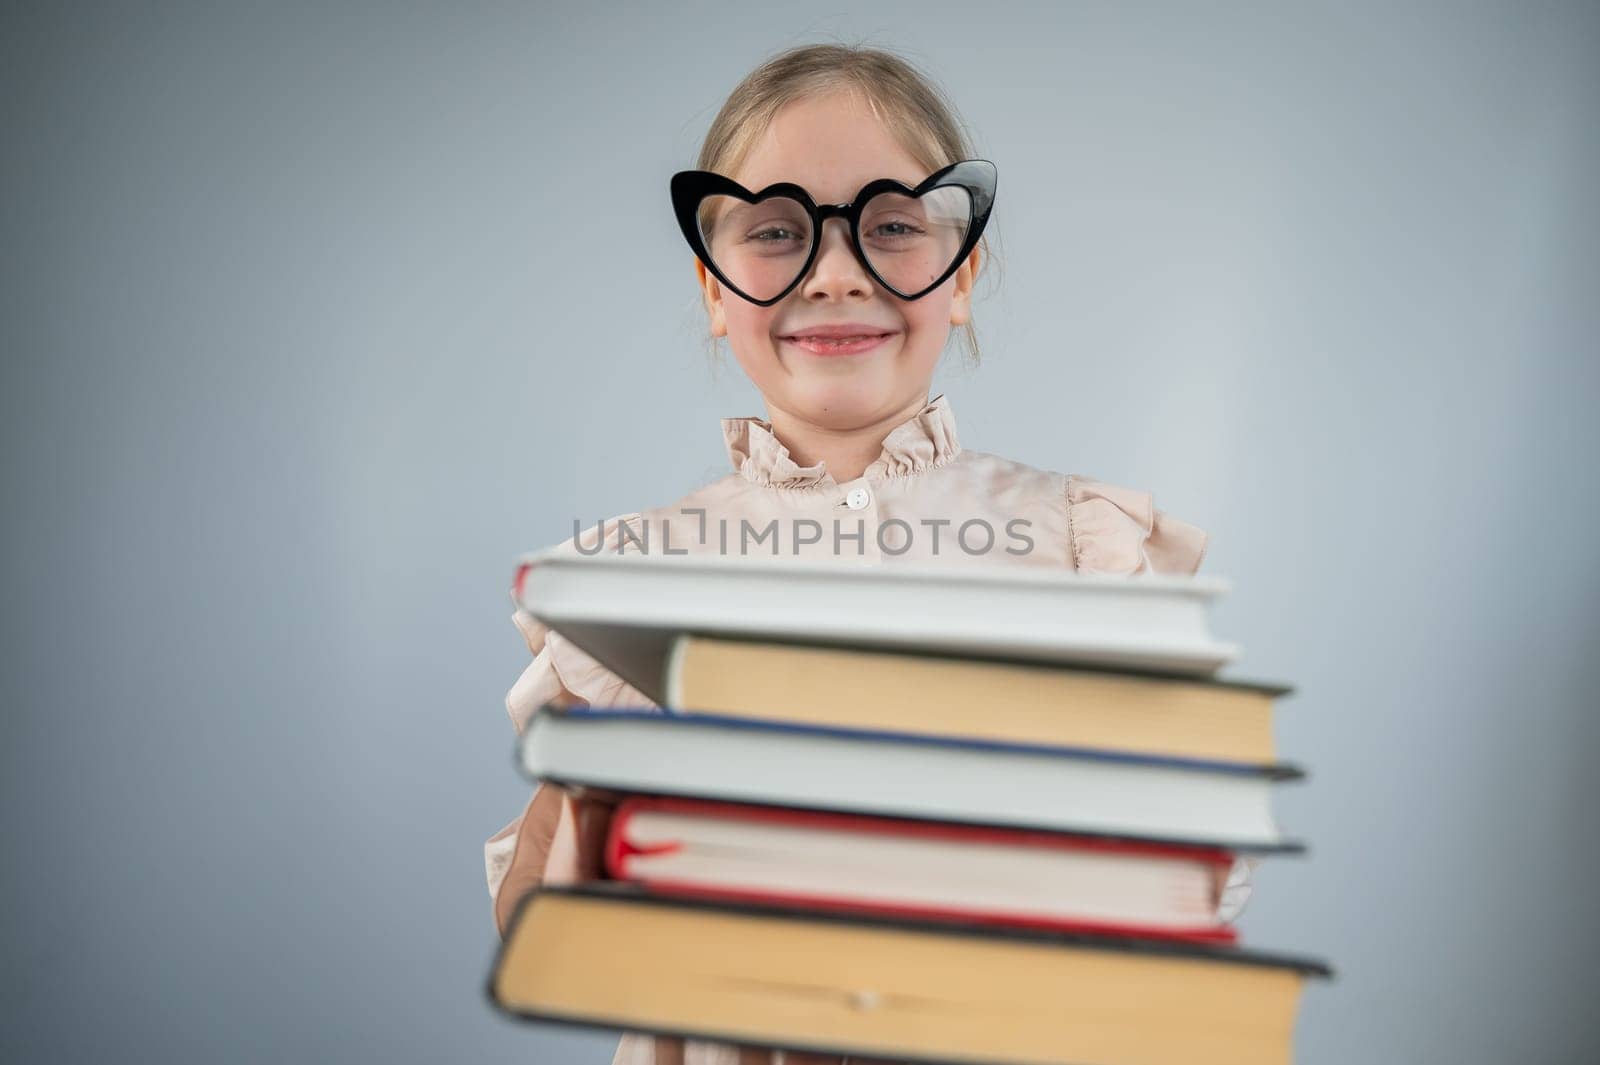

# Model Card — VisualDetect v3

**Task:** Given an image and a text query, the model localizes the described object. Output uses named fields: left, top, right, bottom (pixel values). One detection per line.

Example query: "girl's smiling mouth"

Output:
left=779, top=323, right=900, bottom=356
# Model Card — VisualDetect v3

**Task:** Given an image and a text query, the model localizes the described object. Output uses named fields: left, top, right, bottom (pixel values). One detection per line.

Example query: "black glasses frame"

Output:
left=669, top=158, right=997, bottom=306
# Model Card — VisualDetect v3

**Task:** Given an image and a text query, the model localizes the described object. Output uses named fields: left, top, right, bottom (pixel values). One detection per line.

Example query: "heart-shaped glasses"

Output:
left=670, top=159, right=997, bottom=305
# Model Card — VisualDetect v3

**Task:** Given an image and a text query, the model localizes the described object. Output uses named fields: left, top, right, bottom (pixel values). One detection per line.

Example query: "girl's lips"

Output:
left=781, top=331, right=898, bottom=356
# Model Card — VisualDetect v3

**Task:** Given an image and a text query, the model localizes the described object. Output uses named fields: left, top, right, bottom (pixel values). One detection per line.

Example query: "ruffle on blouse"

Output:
left=1066, top=474, right=1209, bottom=577
left=720, top=418, right=829, bottom=488
left=867, top=392, right=962, bottom=479
left=721, top=392, right=962, bottom=488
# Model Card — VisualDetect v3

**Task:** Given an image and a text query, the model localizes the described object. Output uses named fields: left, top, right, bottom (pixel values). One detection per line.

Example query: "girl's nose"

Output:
left=799, top=217, right=874, bottom=301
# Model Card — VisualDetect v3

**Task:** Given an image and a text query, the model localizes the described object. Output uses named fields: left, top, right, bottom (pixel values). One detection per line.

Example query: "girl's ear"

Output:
left=948, top=245, right=982, bottom=327
left=695, top=259, right=729, bottom=338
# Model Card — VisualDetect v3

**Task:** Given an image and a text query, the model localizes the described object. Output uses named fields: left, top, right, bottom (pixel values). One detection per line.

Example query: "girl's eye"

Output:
left=869, top=220, right=926, bottom=240
left=750, top=226, right=803, bottom=242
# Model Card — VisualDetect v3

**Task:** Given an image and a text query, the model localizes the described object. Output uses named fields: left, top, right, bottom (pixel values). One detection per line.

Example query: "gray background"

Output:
left=3, top=2, right=1596, bottom=1062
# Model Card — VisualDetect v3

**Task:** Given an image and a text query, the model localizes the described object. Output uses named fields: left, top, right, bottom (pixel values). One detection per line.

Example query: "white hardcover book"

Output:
left=521, top=707, right=1299, bottom=851
left=514, top=550, right=1237, bottom=704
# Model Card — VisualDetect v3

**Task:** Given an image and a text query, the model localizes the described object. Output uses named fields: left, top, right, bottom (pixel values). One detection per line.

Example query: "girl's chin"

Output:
left=779, top=379, right=919, bottom=423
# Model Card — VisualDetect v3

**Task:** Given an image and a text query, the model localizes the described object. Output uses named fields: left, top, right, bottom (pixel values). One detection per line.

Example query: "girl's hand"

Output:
left=1216, top=856, right=1258, bottom=922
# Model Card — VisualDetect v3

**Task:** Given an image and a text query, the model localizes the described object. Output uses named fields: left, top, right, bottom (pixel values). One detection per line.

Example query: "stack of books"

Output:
left=490, top=552, right=1331, bottom=1065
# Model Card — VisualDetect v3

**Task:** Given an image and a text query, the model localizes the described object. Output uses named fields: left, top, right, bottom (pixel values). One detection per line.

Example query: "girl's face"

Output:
left=697, top=90, right=980, bottom=432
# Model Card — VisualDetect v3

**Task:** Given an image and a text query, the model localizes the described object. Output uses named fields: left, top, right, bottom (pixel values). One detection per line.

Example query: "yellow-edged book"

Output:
left=667, top=634, right=1289, bottom=765
left=492, top=883, right=1332, bottom=1065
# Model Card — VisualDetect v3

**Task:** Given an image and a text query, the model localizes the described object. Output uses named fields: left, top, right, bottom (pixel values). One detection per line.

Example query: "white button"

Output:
left=845, top=487, right=872, bottom=510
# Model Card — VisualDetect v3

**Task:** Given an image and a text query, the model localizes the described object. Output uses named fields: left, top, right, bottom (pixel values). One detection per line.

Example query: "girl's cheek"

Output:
left=902, top=298, right=950, bottom=348
left=725, top=304, right=777, bottom=352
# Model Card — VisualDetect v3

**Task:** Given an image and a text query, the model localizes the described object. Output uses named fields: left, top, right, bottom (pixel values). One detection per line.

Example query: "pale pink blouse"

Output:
left=485, top=393, right=1209, bottom=1065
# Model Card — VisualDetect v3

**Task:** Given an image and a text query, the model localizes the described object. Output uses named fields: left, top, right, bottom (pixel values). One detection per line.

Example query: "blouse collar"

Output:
left=722, top=393, right=963, bottom=489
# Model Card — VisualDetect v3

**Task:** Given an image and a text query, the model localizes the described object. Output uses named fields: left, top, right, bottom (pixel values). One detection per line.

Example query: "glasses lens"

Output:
left=858, top=185, right=972, bottom=296
left=698, top=194, right=814, bottom=302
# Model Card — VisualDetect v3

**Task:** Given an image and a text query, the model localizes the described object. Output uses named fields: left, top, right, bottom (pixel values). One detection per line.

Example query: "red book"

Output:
left=605, top=796, right=1239, bottom=945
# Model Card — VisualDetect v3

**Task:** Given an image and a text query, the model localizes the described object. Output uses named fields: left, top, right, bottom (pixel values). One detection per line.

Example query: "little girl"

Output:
left=486, top=43, right=1222, bottom=1065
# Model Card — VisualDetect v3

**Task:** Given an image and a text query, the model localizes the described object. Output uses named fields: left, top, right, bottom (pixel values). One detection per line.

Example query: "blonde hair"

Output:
left=695, top=42, right=998, bottom=367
